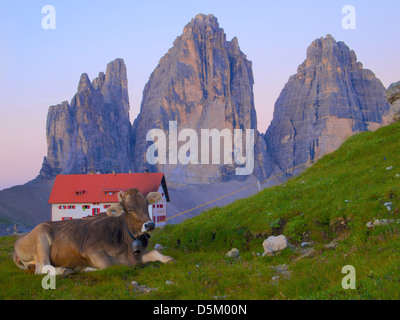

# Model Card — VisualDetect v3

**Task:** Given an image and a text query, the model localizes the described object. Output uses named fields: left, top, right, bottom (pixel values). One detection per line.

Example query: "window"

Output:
left=160, top=204, right=164, bottom=208
left=156, top=215, right=166, bottom=223
left=68, top=205, right=76, bottom=209
left=58, top=205, right=67, bottom=210
left=92, top=208, right=100, bottom=215
left=82, top=205, right=90, bottom=210
left=104, top=205, right=111, bottom=209
left=62, top=217, right=72, bottom=221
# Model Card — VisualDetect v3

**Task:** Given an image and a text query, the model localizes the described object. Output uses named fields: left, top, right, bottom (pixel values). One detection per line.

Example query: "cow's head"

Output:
left=106, top=188, right=161, bottom=234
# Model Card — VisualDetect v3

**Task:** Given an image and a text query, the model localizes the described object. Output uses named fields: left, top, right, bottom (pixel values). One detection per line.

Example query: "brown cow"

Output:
left=13, top=189, right=174, bottom=275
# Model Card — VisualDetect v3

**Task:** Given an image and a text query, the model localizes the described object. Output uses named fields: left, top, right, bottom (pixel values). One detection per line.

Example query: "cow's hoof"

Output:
left=164, top=256, right=175, bottom=264
left=58, top=268, right=74, bottom=277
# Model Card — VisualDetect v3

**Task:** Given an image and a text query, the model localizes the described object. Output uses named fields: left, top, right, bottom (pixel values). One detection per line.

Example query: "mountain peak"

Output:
left=77, top=73, right=92, bottom=93
left=265, top=36, right=390, bottom=175
left=182, top=13, right=221, bottom=36
left=304, top=34, right=358, bottom=69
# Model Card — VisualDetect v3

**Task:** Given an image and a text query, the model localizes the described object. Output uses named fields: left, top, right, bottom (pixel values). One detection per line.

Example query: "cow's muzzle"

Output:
left=142, top=220, right=155, bottom=232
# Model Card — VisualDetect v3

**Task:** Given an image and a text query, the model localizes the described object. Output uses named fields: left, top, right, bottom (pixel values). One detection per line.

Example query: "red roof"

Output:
left=48, top=173, right=169, bottom=204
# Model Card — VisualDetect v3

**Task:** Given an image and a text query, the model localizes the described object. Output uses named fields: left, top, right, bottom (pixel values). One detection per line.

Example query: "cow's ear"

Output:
left=106, top=203, right=125, bottom=217
left=146, top=192, right=162, bottom=204
left=117, top=191, right=125, bottom=203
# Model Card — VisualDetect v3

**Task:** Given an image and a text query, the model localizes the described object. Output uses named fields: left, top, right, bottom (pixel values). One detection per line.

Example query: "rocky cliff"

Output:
left=132, top=14, right=273, bottom=185
left=264, top=34, right=390, bottom=174
left=40, top=58, right=132, bottom=177
left=386, top=81, right=400, bottom=124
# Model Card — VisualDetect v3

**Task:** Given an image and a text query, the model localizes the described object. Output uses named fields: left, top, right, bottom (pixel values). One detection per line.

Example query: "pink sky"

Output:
left=0, top=0, right=399, bottom=190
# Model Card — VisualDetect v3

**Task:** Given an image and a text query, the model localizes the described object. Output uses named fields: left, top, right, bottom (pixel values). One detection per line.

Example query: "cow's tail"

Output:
left=13, top=251, right=26, bottom=270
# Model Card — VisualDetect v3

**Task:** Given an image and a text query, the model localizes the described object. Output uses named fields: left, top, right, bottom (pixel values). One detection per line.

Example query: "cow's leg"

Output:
left=35, top=228, right=54, bottom=274
left=54, top=267, right=74, bottom=276
left=81, top=267, right=98, bottom=272
left=141, top=250, right=174, bottom=264
left=84, top=251, right=112, bottom=269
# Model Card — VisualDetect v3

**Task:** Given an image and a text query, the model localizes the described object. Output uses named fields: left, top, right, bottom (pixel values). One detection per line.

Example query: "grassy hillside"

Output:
left=1, top=122, right=400, bottom=299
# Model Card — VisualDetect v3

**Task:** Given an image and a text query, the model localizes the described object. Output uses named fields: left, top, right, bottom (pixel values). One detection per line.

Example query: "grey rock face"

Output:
left=386, top=81, right=400, bottom=124
left=40, top=58, right=132, bottom=177
left=132, top=14, right=270, bottom=185
left=264, top=35, right=390, bottom=175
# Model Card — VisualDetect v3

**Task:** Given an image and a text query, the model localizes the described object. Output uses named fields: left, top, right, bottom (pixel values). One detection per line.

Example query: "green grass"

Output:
left=1, top=122, right=400, bottom=299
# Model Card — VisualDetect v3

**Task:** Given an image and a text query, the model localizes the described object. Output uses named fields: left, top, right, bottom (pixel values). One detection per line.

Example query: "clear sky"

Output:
left=0, top=0, right=399, bottom=190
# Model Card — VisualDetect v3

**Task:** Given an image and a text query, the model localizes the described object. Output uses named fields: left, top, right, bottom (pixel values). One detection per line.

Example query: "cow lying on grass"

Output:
left=13, top=189, right=174, bottom=275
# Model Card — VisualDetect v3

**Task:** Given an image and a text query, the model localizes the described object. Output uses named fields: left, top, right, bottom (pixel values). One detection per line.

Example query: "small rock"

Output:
left=212, top=295, right=228, bottom=300
left=384, top=202, right=393, bottom=211
left=366, top=221, right=374, bottom=228
left=262, top=235, right=288, bottom=256
left=269, top=264, right=292, bottom=280
left=165, top=280, right=174, bottom=285
left=131, top=281, right=157, bottom=293
left=301, top=242, right=312, bottom=247
left=324, top=240, right=338, bottom=250
left=373, top=219, right=382, bottom=226
left=395, top=174, right=400, bottom=178
left=226, top=248, right=240, bottom=258
left=154, top=243, right=165, bottom=251
left=272, top=276, right=281, bottom=282
left=386, top=166, right=393, bottom=171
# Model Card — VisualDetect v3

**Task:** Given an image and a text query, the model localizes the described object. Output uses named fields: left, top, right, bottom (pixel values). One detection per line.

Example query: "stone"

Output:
left=366, top=221, right=374, bottom=228
left=269, top=264, right=292, bottom=280
left=226, top=248, right=240, bottom=258
left=262, top=235, right=288, bottom=256
left=295, top=247, right=316, bottom=261
left=154, top=243, right=165, bottom=251
left=165, top=280, right=174, bottom=285
left=131, top=281, right=157, bottom=293
left=387, top=81, right=400, bottom=104
left=384, top=202, right=392, bottom=211
left=323, top=240, right=338, bottom=250
left=386, top=166, right=393, bottom=171
left=264, top=35, right=390, bottom=177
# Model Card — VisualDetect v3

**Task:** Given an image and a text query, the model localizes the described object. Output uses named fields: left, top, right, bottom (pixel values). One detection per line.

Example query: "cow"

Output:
left=13, top=188, right=174, bottom=275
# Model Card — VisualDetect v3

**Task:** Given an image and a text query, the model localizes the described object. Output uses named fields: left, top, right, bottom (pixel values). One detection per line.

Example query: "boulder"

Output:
left=386, top=81, right=400, bottom=124
left=262, top=235, right=288, bottom=256
left=226, top=248, right=240, bottom=258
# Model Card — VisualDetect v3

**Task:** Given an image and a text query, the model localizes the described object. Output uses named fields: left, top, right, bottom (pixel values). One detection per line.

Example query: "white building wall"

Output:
left=52, top=203, right=114, bottom=221
left=150, top=185, right=167, bottom=227
left=51, top=184, right=168, bottom=227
